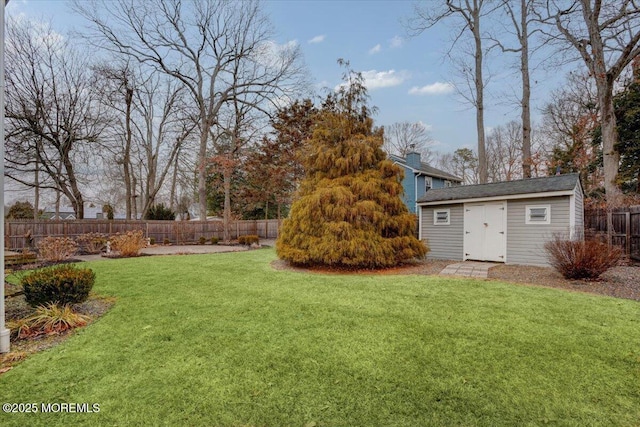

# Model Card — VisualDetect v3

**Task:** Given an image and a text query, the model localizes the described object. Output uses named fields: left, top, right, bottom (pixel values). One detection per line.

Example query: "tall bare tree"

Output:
left=486, top=120, right=523, bottom=182
left=132, top=73, right=197, bottom=218
left=5, top=18, right=106, bottom=218
left=408, top=0, right=501, bottom=183
left=542, top=0, right=640, bottom=205
left=383, top=121, right=434, bottom=162
left=93, top=62, right=136, bottom=218
left=74, top=0, right=305, bottom=220
left=492, top=0, right=542, bottom=178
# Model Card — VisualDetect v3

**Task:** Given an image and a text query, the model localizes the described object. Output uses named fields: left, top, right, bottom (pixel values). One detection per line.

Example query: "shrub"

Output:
left=22, top=264, right=95, bottom=307
left=37, top=236, right=78, bottom=263
left=163, top=238, right=170, bottom=245
left=149, top=237, right=156, bottom=245
left=10, top=303, right=90, bottom=338
left=545, top=236, right=622, bottom=280
left=211, top=237, right=219, bottom=245
left=76, top=233, right=108, bottom=254
left=110, top=230, right=147, bottom=257
left=144, top=203, right=176, bottom=220
left=238, top=235, right=259, bottom=245
left=198, top=236, right=206, bottom=245
left=6, top=201, right=35, bottom=219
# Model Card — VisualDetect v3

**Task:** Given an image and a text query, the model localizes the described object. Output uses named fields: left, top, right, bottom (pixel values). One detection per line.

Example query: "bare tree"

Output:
left=491, top=0, right=543, bottom=178
left=486, top=121, right=523, bottom=182
left=408, top=1, right=501, bottom=183
left=383, top=121, right=434, bottom=162
left=541, top=0, right=640, bottom=205
left=93, top=62, right=136, bottom=218
left=132, top=73, right=197, bottom=218
left=541, top=70, right=602, bottom=191
left=435, top=147, right=479, bottom=184
left=74, top=0, right=305, bottom=220
left=5, top=18, right=106, bottom=218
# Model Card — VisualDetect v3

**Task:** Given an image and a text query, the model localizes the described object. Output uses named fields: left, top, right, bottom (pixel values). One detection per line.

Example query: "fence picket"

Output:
left=585, top=207, right=640, bottom=260
left=4, top=219, right=280, bottom=250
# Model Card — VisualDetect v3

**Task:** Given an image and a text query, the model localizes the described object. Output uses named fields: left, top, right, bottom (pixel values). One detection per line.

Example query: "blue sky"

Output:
left=5, top=0, right=570, bottom=155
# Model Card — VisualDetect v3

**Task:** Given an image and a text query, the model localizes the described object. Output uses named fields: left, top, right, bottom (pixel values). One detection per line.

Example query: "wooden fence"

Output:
left=584, top=206, right=640, bottom=261
left=4, top=219, right=281, bottom=251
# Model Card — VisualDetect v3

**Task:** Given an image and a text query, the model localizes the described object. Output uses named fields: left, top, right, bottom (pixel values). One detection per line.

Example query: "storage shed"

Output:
left=417, top=173, right=584, bottom=266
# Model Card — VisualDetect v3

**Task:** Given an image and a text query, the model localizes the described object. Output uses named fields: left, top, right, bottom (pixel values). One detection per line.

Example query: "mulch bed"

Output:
left=272, top=259, right=640, bottom=302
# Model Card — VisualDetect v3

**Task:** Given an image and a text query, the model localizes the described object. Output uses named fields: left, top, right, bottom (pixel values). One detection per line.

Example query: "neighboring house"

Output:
left=41, top=205, right=128, bottom=220
left=417, top=173, right=584, bottom=266
left=389, top=152, right=463, bottom=214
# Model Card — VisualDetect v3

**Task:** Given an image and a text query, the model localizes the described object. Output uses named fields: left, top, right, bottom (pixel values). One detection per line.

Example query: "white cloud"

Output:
left=361, top=69, right=409, bottom=90
left=334, top=70, right=409, bottom=91
left=408, top=82, right=455, bottom=95
left=389, top=35, right=404, bottom=49
left=368, top=44, right=382, bottom=55
left=308, top=35, right=325, bottom=44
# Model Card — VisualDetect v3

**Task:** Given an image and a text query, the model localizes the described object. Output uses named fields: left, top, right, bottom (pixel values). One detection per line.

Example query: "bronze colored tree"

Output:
left=276, top=63, right=427, bottom=268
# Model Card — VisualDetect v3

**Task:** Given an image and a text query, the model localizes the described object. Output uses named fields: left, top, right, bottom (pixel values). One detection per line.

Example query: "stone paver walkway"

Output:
left=439, top=261, right=498, bottom=278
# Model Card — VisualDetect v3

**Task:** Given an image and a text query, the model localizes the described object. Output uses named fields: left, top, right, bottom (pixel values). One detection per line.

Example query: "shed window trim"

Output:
left=433, top=208, right=450, bottom=225
left=525, top=205, right=551, bottom=225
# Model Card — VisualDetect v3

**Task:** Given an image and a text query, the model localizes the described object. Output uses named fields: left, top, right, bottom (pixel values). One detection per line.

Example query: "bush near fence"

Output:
left=5, top=219, right=281, bottom=251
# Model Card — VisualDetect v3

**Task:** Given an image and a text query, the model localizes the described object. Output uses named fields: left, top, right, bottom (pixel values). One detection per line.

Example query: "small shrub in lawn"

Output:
left=545, top=236, right=622, bottom=280
left=238, top=235, right=259, bottom=245
left=76, top=233, right=108, bottom=254
left=37, top=236, right=78, bottom=263
left=110, top=230, right=147, bottom=257
left=198, top=236, right=206, bottom=245
left=22, top=264, right=95, bottom=307
left=211, top=237, right=219, bottom=245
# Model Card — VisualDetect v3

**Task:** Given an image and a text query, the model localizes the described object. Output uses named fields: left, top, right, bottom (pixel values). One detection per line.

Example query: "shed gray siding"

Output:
left=574, top=183, right=584, bottom=238
left=421, top=204, right=464, bottom=260
left=506, top=196, right=571, bottom=266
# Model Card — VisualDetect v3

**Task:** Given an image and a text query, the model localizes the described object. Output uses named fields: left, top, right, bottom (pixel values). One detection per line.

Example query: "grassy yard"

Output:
left=1, top=249, right=639, bottom=426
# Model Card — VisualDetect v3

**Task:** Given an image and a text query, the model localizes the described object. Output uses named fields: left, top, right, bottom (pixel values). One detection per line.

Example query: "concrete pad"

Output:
left=439, top=261, right=499, bottom=278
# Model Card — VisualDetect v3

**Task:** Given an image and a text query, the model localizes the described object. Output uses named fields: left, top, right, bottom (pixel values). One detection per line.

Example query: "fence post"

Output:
left=626, top=212, right=631, bottom=258
left=607, top=211, right=612, bottom=247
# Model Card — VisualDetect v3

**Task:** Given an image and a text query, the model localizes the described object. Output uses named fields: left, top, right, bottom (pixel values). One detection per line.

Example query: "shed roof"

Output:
left=417, top=173, right=580, bottom=204
left=388, top=154, right=462, bottom=182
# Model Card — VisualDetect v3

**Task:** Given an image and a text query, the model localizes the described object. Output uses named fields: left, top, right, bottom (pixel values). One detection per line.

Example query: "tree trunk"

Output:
left=223, top=165, right=232, bottom=243
left=520, top=0, right=532, bottom=179
left=474, top=10, right=487, bottom=184
left=34, top=155, right=39, bottom=220
left=198, top=123, right=208, bottom=221
left=170, top=152, right=179, bottom=212
left=598, top=84, right=622, bottom=206
left=123, top=87, right=134, bottom=220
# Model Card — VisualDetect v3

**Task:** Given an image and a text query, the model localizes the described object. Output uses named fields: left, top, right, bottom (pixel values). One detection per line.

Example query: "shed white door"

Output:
left=464, top=202, right=506, bottom=262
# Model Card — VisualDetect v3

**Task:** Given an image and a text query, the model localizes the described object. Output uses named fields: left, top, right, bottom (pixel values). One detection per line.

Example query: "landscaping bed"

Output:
left=274, top=257, right=640, bottom=301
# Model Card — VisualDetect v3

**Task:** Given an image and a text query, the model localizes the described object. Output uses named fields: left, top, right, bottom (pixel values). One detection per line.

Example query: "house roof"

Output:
left=389, top=154, right=463, bottom=182
left=417, top=173, right=581, bottom=204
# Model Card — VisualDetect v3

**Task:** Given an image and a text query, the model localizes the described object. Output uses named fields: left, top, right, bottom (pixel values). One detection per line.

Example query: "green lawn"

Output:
left=1, top=249, right=639, bottom=426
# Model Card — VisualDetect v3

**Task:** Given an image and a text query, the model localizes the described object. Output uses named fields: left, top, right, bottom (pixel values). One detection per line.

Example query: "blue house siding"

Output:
left=390, top=153, right=462, bottom=214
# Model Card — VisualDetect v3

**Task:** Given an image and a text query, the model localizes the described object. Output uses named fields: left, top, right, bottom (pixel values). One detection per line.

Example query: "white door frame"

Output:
left=463, top=201, right=507, bottom=262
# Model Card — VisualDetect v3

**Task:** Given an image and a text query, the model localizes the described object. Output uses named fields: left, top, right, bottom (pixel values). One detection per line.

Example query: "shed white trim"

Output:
left=418, top=190, right=574, bottom=207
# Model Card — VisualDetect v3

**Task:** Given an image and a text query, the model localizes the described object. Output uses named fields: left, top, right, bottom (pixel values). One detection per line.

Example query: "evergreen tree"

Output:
left=144, top=203, right=176, bottom=220
left=276, top=62, right=427, bottom=268
left=614, top=63, right=640, bottom=193
left=6, top=201, right=35, bottom=219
